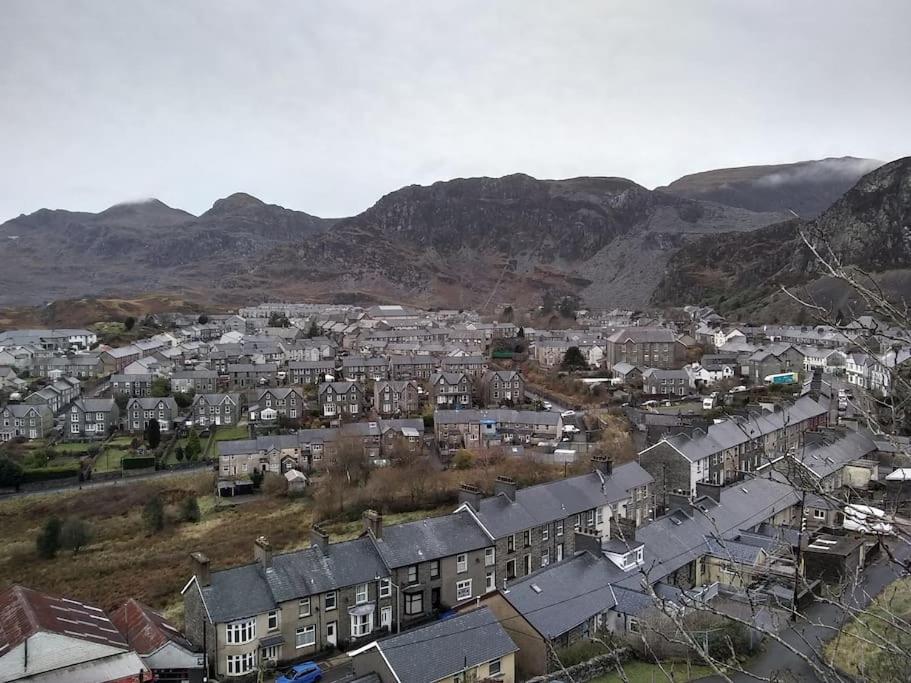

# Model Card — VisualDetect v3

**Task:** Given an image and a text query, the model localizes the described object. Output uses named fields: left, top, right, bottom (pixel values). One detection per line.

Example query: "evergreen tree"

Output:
left=60, top=517, right=91, bottom=555
left=185, top=430, right=202, bottom=460
left=561, top=346, right=588, bottom=370
left=145, top=419, right=161, bottom=449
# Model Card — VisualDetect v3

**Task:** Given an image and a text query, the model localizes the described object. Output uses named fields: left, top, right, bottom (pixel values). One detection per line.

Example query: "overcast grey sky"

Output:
left=1, top=0, right=909, bottom=222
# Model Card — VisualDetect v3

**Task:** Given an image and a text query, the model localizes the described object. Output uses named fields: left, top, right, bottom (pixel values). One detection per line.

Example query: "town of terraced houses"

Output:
left=2, top=301, right=909, bottom=682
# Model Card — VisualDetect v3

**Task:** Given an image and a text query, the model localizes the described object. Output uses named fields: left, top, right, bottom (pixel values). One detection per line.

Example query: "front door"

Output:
left=327, top=621, right=337, bottom=647
left=431, top=587, right=441, bottom=609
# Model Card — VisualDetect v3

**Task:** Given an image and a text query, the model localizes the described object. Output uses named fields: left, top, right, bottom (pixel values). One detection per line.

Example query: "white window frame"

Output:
left=225, top=618, right=256, bottom=645
left=350, top=611, right=373, bottom=638
left=379, top=578, right=392, bottom=598
left=299, top=597, right=311, bottom=617
left=485, top=570, right=496, bottom=593
left=485, top=547, right=496, bottom=566
left=295, top=625, right=316, bottom=649
left=226, top=651, right=256, bottom=676
left=267, top=610, right=280, bottom=631
left=457, top=553, right=468, bottom=573
left=488, top=658, right=502, bottom=677
left=325, top=591, right=337, bottom=611
left=356, top=583, right=369, bottom=605
left=456, top=579, right=472, bottom=601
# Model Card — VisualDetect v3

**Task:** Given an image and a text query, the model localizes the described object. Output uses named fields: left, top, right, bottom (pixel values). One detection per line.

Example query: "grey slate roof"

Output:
left=647, top=396, right=826, bottom=463
left=266, top=537, right=389, bottom=602
left=794, top=430, right=876, bottom=480
left=200, top=564, right=276, bottom=622
left=369, top=510, right=491, bottom=568
left=501, top=552, right=618, bottom=639
left=434, top=408, right=561, bottom=427
left=607, top=328, right=677, bottom=344
left=373, top=607, right=516, bottom=683
left=471, top=464, right=653, bottom=538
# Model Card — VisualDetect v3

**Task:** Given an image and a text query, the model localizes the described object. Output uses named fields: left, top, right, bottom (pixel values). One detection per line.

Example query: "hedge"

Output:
left=122, top=456, right=156, bottom=471
left=21, top=465, right=81, bottom=483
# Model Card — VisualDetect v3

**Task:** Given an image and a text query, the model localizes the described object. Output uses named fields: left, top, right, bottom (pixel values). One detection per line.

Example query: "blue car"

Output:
left=277, top=662, right=323, bottom=683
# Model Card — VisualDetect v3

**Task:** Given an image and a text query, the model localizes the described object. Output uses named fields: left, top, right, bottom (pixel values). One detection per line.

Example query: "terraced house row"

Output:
left=182, top=458, right=653, bottom=678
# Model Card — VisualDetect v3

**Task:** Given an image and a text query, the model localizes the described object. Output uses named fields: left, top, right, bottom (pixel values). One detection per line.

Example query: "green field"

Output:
left=93, top=447, right=132, bottom=472
left=214, top=425, right=249, bottom=441
left=593, top=660, right=714, bottom=683
left=51, top=442, right=93, bottom=454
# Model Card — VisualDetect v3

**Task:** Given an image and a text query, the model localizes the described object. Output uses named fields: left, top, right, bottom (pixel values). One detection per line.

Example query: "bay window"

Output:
left=226, top=652, right=256, bottom=676
left=225, top=617, right=256, bottom=644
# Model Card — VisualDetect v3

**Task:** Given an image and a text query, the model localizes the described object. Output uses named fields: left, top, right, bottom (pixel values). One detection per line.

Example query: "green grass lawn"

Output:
left=107, top=436, right=135, bottom=446
left=93, top=447, right=132, bottom=472
left=592, top=661, right=714, bottom=683
left=214, top=425, right=249, bottom=441
left=49, top=442, right=92, bottom=454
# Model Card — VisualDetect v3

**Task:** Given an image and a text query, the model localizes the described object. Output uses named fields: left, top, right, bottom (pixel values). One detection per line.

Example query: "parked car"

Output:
left=277, top=661, right=323, bottom=683
left=560, top=409, right=576, bottom=418
left=543, top=401, right=553, bottom=410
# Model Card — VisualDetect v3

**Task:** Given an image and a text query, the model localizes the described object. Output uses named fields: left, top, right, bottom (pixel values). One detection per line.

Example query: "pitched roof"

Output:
left=0, top=584, right=129, bottom=655
left=434, top=408, right=561, bottom=427
left=109, top=598, right=196, bottom=656
left=371, top=607, right=516, bottom=683
left=607, top=328, right=677, bottom=344
left=500, top=552, right=618, bottom=638
left=368, top=510, right=490, bottom=568
left=471, top=464, right=653, bottom=538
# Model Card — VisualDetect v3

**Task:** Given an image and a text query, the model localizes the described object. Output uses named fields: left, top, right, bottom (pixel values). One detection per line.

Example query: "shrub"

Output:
left=263, top=472, right=289, bottom=497
left=122, top=456, right=156, bottom=470
left=251, top=469, right=264, bottom=489
left=180, top=496, right=201, bottom=523
left=0, top=457, right=23, bottom=488
left=453, top=450, right=474, bottom=470
left=60, top=517, right=91, bottom=555
left=20, top=465, right=80, bottom=483
left=143, top=496, right=165, bottom=532
left=174, top=446, right=185, bottom=462
left=36, top=516, right=62, bottom=559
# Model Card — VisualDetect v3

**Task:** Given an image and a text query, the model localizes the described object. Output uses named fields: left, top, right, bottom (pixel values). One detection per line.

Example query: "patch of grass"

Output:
left=592, top=660, right=714, bottom=683
left=214, top=425, right=250, bottom=442
left=93, top=447, right=132, bottom=472
left=51, top=442, right=93, bottom=454
left=825, top=577, right=911, bottom=677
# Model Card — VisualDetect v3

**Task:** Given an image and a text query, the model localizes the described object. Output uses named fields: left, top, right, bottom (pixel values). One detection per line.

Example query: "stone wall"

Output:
left=527, top=648, right=631, bottom=683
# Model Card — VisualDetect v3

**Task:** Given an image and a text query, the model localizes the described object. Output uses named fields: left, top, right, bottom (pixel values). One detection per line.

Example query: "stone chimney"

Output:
left=363, top=509, right=383, bottom=539
left=190, top=551, right=210, bottom=587
left=458, top=483, right=483, bottom=511
left=310, top=525, right=330, bottom=552
left=494, top=475, right=517, bottom=503
left=254, top=536, right=272, bottom=569
left=591, top=455, right=613, bottom=477
left=695, top=481, right=723, bottom=503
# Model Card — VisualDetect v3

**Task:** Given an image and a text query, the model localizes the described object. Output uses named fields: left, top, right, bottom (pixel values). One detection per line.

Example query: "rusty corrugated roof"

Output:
left=109, top=597, right=195, bottom=655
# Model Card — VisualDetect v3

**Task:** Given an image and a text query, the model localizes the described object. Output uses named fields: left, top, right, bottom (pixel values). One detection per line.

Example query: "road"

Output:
left=696, top=539, right=911, bottom=682
left=0, top=463, right=211, bottom=500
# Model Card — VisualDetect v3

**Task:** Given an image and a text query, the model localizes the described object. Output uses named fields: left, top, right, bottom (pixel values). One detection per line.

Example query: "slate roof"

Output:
left=623, top=476, right=800, bottom=588
left=127, top=397, right=179, bottom=412
left=645, top=396, right=826, bottom=463
left=607, top=328, right=677, bottom=344
left=471, top=464, right=653, bottom=538
left=794, top=430, right=877, bottom=480
left=266, top=537, right=389, bottom=603
left=500, top=552, right=618, bottom=639
left=434, top=408, right=561, bottom=427
left=369, top=510, right=490, bottom=568
left=372, top=607, right=516, bottom=683
left=73, top=397, right=117, bottom=412
left=199, top=564, right=276, bottom=622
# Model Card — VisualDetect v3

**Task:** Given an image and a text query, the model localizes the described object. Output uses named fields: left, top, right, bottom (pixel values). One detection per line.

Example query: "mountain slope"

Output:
left=255, top=174, right=786, bottom=309
left=652, top=156, right=911, bottom=320
left=0, top=196, right=334, bottom=306
left=659, top=157, right=882, bottom=218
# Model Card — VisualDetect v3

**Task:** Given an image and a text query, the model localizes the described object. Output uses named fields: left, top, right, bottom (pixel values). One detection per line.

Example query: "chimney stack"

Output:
left=494, top=475, right=517, bottom=503
left=458, top=483, right=483, bottom=512
left=363, top=509, right=383, bottom=539
left=310, top=525, right=330, bottom=552
left=591, top=455, right=613, bottom=477
left=190, top=551, right=211, bottom=587
left=254, top=536, right=272, bottom=569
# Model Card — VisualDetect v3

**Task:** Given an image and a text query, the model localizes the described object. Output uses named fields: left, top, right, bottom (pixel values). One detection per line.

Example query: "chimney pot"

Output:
left=458, top=483, right=483, bottom=511
left=190, top=551, right=211, bottom=587
left=363, top=509, right=383, bottom=539
left=494, top=475, right=517, bottom=503
left=254, top=536, right=273, bottom=569
left=310, top=525, right=330, bottom=552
